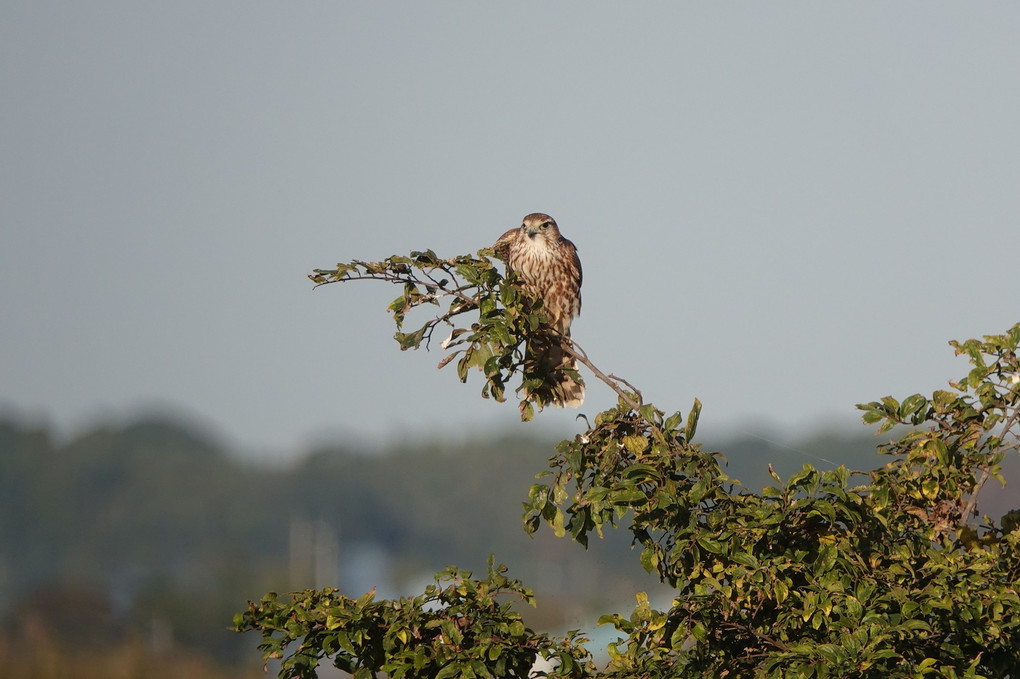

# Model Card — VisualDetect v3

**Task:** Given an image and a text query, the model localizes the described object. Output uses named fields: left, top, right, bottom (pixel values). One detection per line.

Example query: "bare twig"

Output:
left=715, top=620, right=790, bottom=653
left=421, top=300, right=480, bottom=349
left=607, top=373, right=644, bottom=402
left=560, top=337, right=642, bottom=413
left=312, top=270, right=478, bottom=308
left=961, top=399, right=1020, bottom=525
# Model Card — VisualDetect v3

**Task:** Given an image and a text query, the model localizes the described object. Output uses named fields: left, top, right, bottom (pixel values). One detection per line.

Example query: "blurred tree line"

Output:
left=1, top=415, right=1015, bottom=675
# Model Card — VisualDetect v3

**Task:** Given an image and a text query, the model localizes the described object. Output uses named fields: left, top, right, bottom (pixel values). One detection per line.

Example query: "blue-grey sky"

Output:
left=2, top=3, right=1018, bottom=459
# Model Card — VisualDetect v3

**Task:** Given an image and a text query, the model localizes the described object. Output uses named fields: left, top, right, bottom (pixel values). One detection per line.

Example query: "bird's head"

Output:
left=521, top=213, right=560, bottom=242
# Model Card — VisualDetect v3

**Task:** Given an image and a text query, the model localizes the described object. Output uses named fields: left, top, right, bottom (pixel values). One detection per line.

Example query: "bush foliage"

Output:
left=237, top=249, right=1020, bottom=678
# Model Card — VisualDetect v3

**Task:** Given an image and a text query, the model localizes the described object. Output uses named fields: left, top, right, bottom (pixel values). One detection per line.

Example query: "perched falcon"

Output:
left=493, top=213, right=584, bottom=409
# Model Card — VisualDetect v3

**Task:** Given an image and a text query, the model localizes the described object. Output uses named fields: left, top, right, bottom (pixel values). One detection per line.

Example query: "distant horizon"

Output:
left=3, top=406, right=1016, bottom=524
left=0, top=395, right=877, bottom=461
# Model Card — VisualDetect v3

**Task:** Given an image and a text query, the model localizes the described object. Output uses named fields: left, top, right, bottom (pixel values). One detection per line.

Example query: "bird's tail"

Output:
left=522, top=331, right=585, bottom=410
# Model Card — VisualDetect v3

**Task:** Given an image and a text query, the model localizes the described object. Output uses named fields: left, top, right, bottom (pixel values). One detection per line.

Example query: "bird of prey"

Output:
left=493, top=213, right=584, bottom=409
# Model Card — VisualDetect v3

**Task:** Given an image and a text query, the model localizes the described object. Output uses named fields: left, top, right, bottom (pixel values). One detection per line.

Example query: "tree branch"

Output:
left=560, top=337, right=643, bottom=413
left=961, top=398, right=1020, bottom=525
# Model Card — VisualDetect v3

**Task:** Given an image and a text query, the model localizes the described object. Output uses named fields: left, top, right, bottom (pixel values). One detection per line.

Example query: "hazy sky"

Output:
left=2, top=3, right=1018, bottom=459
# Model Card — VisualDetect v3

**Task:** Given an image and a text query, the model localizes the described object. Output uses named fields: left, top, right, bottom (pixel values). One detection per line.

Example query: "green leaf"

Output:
left=452, top=262, right=478, bottom=284
left=612, top=488, right=648, bottom=506
left=774, top=580, right=789, bottom=604
left=686, top=399, right=702, bottom=440
left=411, top=249, right=440, bottom=264
left=899, top=393, right=929, bottom=421
left=815, top=545, right=837, bottom=572
left=697, top=535, right=724, bottom=554
left=689, top=479, right=710, bottom=504
left=640, top=545, right=659, bottom=573
left=394, top=328, right=426, bottom=351
left=622, top=463, right=658, bottom=481
left=730, top=551, right=759, bottom=569
left=897, top=619, right=932, bottom=633
left=551, top=508, right=566, bottom=538
left=435, top=662, right=462, bottom=679
left=663, top=411, right=683, bottom=433
left=622, top=435, right=649, bottom=454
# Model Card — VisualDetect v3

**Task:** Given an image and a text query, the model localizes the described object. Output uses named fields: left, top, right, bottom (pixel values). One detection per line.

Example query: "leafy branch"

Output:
left=309, top=249, right=652, bottom=423
left=857, top=324, right=1020, bottom=533
left=248, top=248, right=1020, bottom=678
left=235, top=557, right=594, bottom=679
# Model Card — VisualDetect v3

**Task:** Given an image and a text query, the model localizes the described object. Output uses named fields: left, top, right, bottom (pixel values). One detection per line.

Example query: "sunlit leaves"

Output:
left=519, top=324, right=1020, bottom=676
left=303, top=239, right=1020, bottom=678
left=236, top=559, right=593, bottom=679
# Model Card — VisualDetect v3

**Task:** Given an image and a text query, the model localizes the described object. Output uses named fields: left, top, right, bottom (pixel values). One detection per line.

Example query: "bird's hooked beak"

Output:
left=525, top=226, right=538, bottom=238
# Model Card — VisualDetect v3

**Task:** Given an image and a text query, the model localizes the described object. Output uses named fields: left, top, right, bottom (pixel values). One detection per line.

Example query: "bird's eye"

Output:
left=541, top=221, right=550, bottom=229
